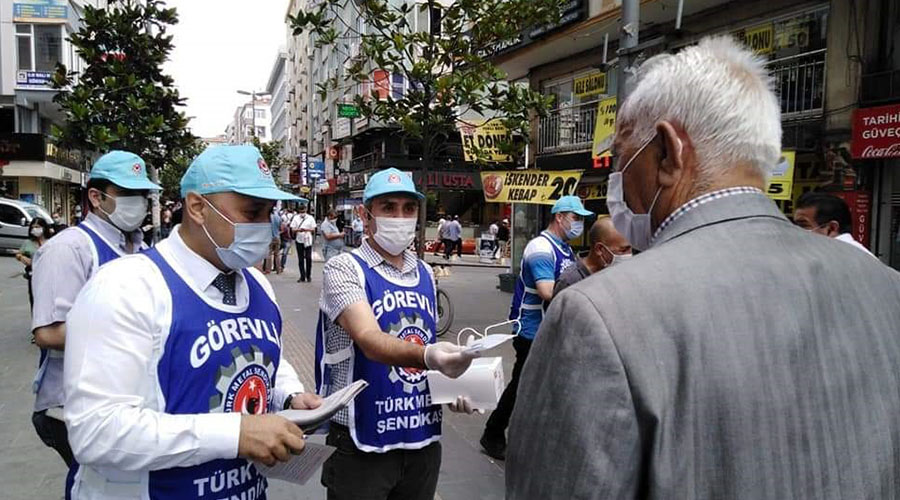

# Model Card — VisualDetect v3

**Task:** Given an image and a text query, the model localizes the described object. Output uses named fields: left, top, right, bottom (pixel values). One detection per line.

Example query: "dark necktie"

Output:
left=212, top=272, right=237, bottom=305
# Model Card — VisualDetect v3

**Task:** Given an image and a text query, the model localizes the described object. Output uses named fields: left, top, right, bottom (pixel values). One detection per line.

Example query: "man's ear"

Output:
left=826, top=220, right=841, bottom=237
left=87, top=188, right=104, bottom=210
left=656, top=120, right=686, bottom=188
left=184, top=192, right=207, bottom=226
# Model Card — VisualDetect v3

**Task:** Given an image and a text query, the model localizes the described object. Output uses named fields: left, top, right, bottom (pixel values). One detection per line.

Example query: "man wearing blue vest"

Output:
left=480, top=195, right=592, bottom=460
left=63, top=145, right=322, bottom=499
left=31, top=151, right=159, bottom=468
left=316, top=168, right=479, bottom=500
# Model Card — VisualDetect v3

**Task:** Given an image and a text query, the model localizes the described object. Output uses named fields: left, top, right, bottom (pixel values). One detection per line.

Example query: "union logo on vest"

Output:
left=387, top=315, right=431, bottom=394
left=210, top=345, right=275, bottom=414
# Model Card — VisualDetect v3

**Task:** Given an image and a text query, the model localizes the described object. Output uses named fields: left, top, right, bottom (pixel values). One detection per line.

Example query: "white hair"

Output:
left=618, top=36, right=782, bottom=180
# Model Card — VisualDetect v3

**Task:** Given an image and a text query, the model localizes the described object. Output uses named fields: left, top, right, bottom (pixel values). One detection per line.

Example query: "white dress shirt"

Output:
left=290, top=213, right=316, bottom=246
left=835, top=233, right=877, bottom=258
left=64, top=225, right=304, bottom=498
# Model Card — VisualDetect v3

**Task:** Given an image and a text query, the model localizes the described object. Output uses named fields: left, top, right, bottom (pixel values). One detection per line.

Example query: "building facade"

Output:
left=226, top=97, right=271, bottom=145
left=487, top=0, right=900, bottom=270
left=0, top=0, right=106, bottom=224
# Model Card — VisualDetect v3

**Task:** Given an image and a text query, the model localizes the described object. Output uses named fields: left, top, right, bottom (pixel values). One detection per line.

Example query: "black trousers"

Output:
left=322, top=424, right=441, bottom=500
left=484, top=336, right=532, bottom=437
left=442, top=239, right=454, bottom=259
left=32, top=410, right=75, bottom=467
left=296, top=242, right=313, bottom=281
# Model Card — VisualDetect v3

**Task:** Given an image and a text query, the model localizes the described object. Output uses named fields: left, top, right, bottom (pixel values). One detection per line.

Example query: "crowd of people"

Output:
left=18, top=35, right=900, bottom=500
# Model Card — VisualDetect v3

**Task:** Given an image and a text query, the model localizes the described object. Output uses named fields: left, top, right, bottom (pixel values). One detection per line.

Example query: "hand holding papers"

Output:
left=277, top=380, right=368, bottom=432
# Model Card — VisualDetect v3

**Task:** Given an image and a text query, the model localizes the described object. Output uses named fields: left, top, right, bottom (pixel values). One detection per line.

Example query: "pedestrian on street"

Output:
left=316, top=167, right=479, bottom=500
left=291, top=204, right=316, bottom=282
left=351, top=213, right=364, bottom=246
left=31, top=151, right=159, bottom=470
left=506, top=36, right=900, bottom=499
left=16, top=216, right=50, bottom=309
left=63, top=145, right=322, bottom=499
left=552, top=217, right=631, bottom=298
left=480, top=195, right=591, bottom=460
left=321, top=208, right=345, bottom=262
left=793, top=191, right=876, bottom=257
left=443, top=215, right=462, bottom=260
left=50, top=212, right=67, bottom=236
left=262, top=206, right=282, bottom=274
left=496, top=218, right=510, bottom=260
left=279, top=208, right=294, bottom=270
left=488, top=220, right=499, bottom=257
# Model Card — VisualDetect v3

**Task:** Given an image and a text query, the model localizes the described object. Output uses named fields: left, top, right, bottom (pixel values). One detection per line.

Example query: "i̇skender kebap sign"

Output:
left=852, top=103, right=900, bottom=159
left=480, top=170, right=582, bottom=205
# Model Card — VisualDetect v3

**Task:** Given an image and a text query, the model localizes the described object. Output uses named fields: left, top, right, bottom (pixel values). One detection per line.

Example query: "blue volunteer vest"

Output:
left=315, top=253, right=441, bottom=453
left=508, top=231, right=575, bottom=339
left=35, top=224, right=123, bottom=397
left=142, top=248, right=282, bottom=499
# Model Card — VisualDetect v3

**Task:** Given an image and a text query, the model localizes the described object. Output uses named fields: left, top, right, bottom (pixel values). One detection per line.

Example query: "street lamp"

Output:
left=237, top=89, right=270, bottom=143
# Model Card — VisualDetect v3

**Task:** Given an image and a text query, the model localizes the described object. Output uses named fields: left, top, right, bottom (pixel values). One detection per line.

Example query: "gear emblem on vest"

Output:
left=210, top=345, right=275, bottom=414
left=387, top=315, right=430, bottom=394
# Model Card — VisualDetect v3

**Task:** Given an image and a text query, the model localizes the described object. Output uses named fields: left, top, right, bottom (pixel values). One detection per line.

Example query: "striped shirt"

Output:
left=319, top=238, right=434, bottom=425
left=653, top=186, right=764, bottom=243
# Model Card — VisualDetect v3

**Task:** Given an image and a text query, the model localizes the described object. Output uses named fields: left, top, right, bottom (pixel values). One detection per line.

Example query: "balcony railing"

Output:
left=769, top=48, right=826, bottom=121
left=537, top=100, right=598, bottom=155
left=536, top=49, right=828, bottom=156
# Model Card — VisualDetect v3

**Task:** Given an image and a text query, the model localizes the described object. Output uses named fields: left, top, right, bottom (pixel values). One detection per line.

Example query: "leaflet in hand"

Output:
left=277, top=380, right=368, bottom=431
left=254, top=442, right=335, bottom=485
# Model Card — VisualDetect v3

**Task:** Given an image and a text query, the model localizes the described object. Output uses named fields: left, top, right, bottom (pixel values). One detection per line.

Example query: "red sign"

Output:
left=373, top=70, right=390, bottom=100
left=852, top=103, right=900, bottom=159
left=832, top=190, right=872, bottom=248
left=413, top=171, right=482, bottom=191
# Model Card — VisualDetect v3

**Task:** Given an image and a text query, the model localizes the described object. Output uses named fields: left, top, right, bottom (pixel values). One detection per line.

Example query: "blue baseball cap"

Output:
left=551, top=195, right=593, bottom=216
left=88, top=151, right=161, bottom=191
left=363, top=167, right=424, bottom=203
left=180, top=145, right=304, bottom=201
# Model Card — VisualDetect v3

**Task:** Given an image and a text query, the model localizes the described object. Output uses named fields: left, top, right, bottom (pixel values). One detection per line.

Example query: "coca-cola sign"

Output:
left=852, top=103, right=900, bottom=159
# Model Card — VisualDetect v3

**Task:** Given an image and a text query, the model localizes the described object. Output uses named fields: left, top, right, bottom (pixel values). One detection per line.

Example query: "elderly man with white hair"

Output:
left=506, top=36, right=900, bottom=499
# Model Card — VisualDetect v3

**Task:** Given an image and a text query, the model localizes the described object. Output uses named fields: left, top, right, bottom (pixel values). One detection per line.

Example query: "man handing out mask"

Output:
left=63, top=145, right=322, bottom=499
left=316, top=168, right=478, bottom=500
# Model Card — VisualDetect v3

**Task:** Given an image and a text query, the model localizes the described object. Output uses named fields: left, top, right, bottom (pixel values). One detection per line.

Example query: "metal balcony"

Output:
left=537, top=100, right=598, bottom=156
left=768, top=49, right=826, bottom=121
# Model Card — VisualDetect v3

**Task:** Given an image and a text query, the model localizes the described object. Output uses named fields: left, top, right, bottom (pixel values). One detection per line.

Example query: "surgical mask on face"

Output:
left=202, top=198, right=273, bottom=270
left=98, top=193, right=148, bottom=232
left=370, top=214, right=417, bottom=256
left=563, top=218, right=584, bottom=240
left=607, top=134, right=661, bottom=251
left=600, top=243, right=633, bottom=267
left=31, top=227, right=44, bottom=238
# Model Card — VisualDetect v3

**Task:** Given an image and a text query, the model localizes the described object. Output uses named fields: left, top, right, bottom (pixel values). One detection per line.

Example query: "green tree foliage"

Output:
left=251, top=136, right=288, bottom=188
left=51, top=0, right=195, bottom=176
left=289, top=0, right=565, bottom=165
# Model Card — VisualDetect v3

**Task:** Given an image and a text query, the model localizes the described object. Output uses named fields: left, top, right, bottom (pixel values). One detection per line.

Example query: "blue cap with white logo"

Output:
left=551, top=195, right=593, bottom=216
left=180, top=145, right=304, bottom=201
left=88, top=151, right=161, bottom=191
left=363, top=167, right=424, bottom=203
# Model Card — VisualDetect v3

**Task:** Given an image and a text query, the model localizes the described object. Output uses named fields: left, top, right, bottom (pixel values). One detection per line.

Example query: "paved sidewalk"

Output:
left=0, top=251, right=515, bottom=500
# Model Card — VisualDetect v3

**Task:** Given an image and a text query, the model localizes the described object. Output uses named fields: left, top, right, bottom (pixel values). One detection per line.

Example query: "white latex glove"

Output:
left=448, top=395, right=484, bottom=415
left=424, top=341, right=479, bottom=378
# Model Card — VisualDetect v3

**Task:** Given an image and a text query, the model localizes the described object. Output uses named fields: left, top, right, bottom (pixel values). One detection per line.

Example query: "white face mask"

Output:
left=607, top=134, right=661, bottom=251
left=599, top=243, right=633, bottom=267
left=31, top=227, right=44, bottom=238
left=202, top=198, right=273, bottom=270
left=99, top=193, right=148, bottom=232
left=370, top=215, right=417, bottom=256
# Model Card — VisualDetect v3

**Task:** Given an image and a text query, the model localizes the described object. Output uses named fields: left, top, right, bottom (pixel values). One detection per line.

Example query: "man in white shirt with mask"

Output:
left=316, top=168, right=479, bottom=500
left=30, top=150, right=158, bottom=470
left=64, top=145, right=322, bottom=499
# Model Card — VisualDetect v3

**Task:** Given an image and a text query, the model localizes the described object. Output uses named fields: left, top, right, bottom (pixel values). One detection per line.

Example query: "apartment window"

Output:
left=16, top=24, right=62, bottom=72
left=255, top=109, right=266, bottom=119
left=256, top=126, right=266, bottom=137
